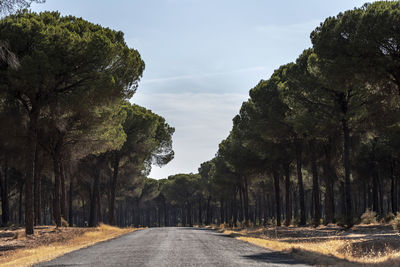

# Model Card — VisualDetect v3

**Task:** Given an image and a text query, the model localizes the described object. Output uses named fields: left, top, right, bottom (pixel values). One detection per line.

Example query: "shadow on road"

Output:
left=242, top=251, right=305, bottom=265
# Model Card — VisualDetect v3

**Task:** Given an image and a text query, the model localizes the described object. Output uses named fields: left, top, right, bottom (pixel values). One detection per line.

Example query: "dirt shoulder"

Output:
left=217, top=224, right=400, bottom=266
left=0, top=224, right=139, bottom=267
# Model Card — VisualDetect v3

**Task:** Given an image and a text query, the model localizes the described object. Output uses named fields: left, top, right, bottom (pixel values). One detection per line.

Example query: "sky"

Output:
left=32, top=0, right=368, bottom=179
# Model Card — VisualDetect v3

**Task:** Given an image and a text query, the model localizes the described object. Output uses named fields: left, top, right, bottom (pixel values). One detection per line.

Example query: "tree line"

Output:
left=0, top=10, right=174, bottom=235
left=125, top=1, right=400, bottom=229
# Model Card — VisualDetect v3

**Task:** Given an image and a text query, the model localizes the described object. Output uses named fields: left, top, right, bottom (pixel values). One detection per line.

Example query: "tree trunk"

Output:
left=239, top=187, right=244, bottom=223
left=1, top=158, right=9, bottom=226
left=25, top=110, right=39, bottom=235
left=243, top=177, right=249, bottom=226
left=284, top=162, right=291, bottom=226
left=68, top=175, right=74, bottom=226
left=363, top=180, right=367, bottom=212
left=397, top=174, right=400, bottom=215
left=60, top=161, right=67, bottom=220
left=19, top=182, right=24, bottom=225
left=34, top=148, right=41, bottom=226
left=262, top=185, right=267, bottom=226
left=309, top=139, right=321, bottom=227
left=206, top=196, right=211, bottom=225
left=391, top=161, right=397, bottom=214
left=157, top=207, right=161, bottom=227
left=0, top=169, right=3, bottom=224
left=89, top=164, right=100, bottom=227
left=323, top=142, right=335, bottom=224
left=97, top=186, right=102, bottom=224
left=164, top=200, right=168, bottom=226
left=378, top=175, right=384, bottom=215
left=372, top=171, right=379, bottom=213
left=293, top=189, right=298, bottom=220
left=198, top=196, right=202, bottom=225
left=273, top=169, right=281, bottom=226
left=188, top=202, right=192, bottom=227
left=233, top=187, right=238, bottom=227
left=52, top=152, right=62, bottom=227
left=309, top=139, right=321, bottom=226
left=220, top=199, right=224, bottom=224
left=82, top=196, right=86, bottom=226
left=342, top=118, right=353, bottom=227
left=108, top=153, right=120, bottom=225
left=295, top=138, right=306, bottom=226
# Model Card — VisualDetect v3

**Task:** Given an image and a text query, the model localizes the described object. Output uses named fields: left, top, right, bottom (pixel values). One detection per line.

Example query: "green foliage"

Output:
left=139, top=178, right=161, bottom=204
left=0, top=10, right=144, bottom=112
left=162, top=173, right=200, bottom=205
left=107, top=102, right=174, bottom=181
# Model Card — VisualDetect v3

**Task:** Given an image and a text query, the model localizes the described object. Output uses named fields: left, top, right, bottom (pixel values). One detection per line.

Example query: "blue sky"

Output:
left=32, top=0, right=368, bottom=179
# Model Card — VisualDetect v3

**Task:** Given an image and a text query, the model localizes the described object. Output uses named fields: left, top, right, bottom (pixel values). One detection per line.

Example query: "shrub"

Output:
left=361, top=209, right=377, bottom=224
left=380, top=212, right=395, bottom=223
left=391, top=214, right=400, bottom=232
left=61, top=218, right=69, bottom=227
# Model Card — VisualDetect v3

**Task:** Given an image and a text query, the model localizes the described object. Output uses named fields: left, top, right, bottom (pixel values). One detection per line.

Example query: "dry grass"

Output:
left=220, top=224, right=400, bottom=266
left=0, top=224, right=139, bottom=267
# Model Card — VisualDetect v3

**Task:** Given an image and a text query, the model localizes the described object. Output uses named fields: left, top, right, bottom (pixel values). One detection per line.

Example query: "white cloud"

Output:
left=130, top=92, right=248, bottom=179
left=142, top=66, right=266, bottom=84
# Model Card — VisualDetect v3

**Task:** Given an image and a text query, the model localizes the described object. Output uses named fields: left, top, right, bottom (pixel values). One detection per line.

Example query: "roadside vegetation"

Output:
left=0, top=224, right=137, bottom=267
left=216, top=224, right=399, bottom=266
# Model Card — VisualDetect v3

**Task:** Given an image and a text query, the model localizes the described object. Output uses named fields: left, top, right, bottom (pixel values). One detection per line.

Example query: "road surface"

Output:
left=37, top=227, right=310, bottom=266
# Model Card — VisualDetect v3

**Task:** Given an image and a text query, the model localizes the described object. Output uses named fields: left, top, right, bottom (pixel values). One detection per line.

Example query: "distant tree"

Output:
left=107, top=102, right=174, bottom=225
left=198, top=160, right=216, bottom=225
left=163, top=174, right=200, bottom=227
left=217, top=126, right=263, bottom=226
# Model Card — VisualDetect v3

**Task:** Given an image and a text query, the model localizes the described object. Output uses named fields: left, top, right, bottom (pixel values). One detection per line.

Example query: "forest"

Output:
left=1, top=1, right=400, bottom=236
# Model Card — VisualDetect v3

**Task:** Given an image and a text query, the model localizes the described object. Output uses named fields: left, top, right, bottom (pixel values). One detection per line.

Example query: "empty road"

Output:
left=37, top=227, right=309, bottom=266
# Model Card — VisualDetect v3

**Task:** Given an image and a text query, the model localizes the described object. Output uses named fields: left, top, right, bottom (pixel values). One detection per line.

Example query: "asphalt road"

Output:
left=37, top=227, right=310, bottom=267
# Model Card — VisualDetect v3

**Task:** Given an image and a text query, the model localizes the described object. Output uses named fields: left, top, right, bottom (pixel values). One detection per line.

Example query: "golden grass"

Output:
left=223, top=227, right=400, bottom=266
left=1, top=224, right=139, bottom=267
